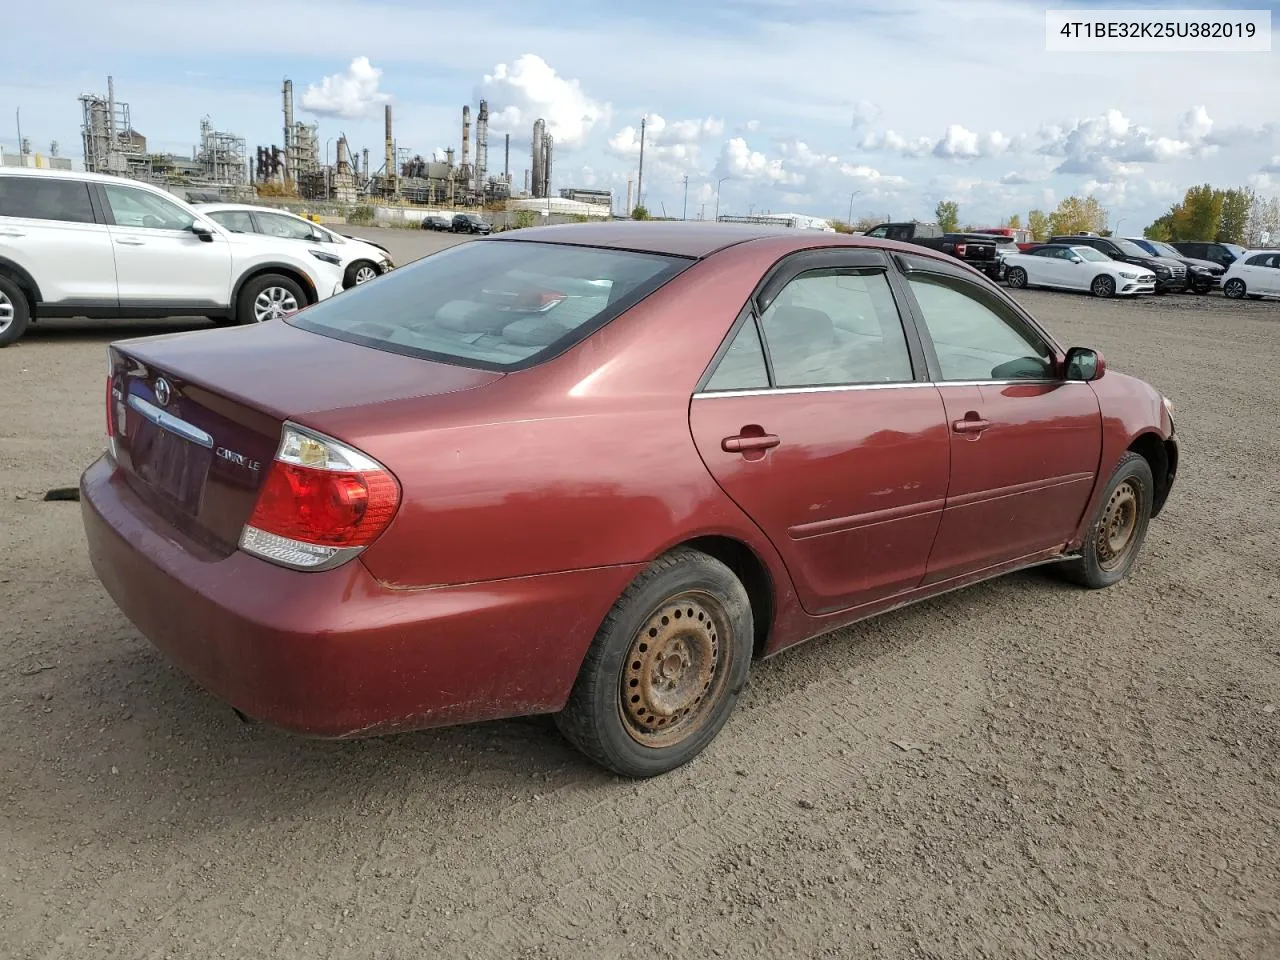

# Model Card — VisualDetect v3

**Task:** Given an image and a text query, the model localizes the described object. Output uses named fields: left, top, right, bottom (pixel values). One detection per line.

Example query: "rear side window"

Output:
left=291, top=239, right=690, bottom=370
left=0, top=177, right=95, bottom=224
left=209, top=210, right=255, bottom=233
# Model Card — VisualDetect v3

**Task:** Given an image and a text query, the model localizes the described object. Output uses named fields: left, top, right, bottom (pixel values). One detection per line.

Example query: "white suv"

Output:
left=194, top=203, right=394, bottom=289
left=0, top=168, right=347, bottom=347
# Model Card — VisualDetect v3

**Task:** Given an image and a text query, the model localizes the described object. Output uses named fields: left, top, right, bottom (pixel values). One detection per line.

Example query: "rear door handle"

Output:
left=722, top=433, right=780, bottom=453
left=116, top=237, right=146, bottom=246
left=952, top=416, right=991, bottom=434
left=0, top=229, right=25, bottom=237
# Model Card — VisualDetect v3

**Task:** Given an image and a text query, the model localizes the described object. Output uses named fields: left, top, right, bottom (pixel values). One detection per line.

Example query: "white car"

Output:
left=0, top=168, right=347, bottom=347
left=195, top=203, right=394, bottom=289
left=1002, top=243, right=1156, bottom=298
left=1221, top=249, right=1280, bottom=300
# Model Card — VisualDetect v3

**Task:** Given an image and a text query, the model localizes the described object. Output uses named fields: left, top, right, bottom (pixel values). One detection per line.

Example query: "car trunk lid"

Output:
left=106, top=321, right=501, bottom=556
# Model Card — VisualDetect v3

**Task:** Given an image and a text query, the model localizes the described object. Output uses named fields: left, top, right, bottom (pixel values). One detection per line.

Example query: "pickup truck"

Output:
left=863, top=221, right=1001, bottom=278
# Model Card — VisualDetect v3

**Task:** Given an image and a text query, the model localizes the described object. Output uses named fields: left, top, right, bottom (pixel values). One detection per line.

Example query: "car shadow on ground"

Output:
left=6, top=563, right=1083, bottom=845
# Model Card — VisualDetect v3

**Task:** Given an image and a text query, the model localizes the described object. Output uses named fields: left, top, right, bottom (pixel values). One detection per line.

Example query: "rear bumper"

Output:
left=80, top=455, right=640, bottom=738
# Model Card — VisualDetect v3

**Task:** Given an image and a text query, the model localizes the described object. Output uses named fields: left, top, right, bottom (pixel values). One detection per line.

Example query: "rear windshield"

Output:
left=290, top=238, right=691, bottom=370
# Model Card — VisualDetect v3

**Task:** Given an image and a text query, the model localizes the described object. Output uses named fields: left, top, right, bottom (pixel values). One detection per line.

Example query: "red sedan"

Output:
left=80, top=222, right=1178, bottom=778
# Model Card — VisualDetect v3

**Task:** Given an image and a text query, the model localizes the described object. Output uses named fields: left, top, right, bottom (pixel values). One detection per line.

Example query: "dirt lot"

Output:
left=2, top=231, right=1278, bottom=959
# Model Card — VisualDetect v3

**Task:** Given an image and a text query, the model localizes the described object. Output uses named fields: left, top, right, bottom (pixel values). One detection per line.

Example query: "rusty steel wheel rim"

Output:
left=1096, top=479, right=1140, bottom=571
left=619, top=592, right=729, bottom=748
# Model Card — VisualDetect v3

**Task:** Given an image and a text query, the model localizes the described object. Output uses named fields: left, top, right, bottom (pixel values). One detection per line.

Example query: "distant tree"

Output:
left=631, top=205, right=650, bottom=220
left=1027, top=209, right=1049, bottom=241
left=828, top=218, right=856, bottom=234
left=1171, top=184, right=1223, bottom=242
left=1047, top=195, right=1108, bottom=236
left=1218, top=187, right=1253, bottom=244
left=1008, top=213, right=1022, bottom=230
left=935, top=200, right=960, bottom=232
left=1144, top=215, right=1175, bottom=242
left=1246, top=194, right=1280, bottom=245
left=855, top=215, right=884, bottom=231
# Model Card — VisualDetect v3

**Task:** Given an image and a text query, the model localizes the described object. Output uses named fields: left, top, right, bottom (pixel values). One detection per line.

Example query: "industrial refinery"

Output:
left=53, top=74, right=593, bottom=214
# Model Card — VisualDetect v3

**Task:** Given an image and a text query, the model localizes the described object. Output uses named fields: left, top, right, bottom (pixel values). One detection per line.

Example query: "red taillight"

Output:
left=105, top=375, right=115, bottom=438
left=955, top=242, right=967, bottom=257
left=248, top=461, right=398, bottom=547
left=239, top=424, right=400, bottom=571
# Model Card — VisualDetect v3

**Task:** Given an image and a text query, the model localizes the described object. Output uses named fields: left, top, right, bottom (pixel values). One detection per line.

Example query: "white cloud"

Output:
left=715, top=137, right=803, bottom=185
left=479, top=54, right=608, bottom=148
left=300, top=56, right=390, bottom=120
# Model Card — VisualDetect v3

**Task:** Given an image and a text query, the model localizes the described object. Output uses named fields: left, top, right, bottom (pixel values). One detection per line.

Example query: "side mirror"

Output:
left=190, top=222, right=215, bottom=243
left=1065, top=346, right=1105, bottom=382
left=1069, top=255, right=1084, bottom=263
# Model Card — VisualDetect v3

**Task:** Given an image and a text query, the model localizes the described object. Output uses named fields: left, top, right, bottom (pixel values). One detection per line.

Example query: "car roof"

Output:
left=495, top=220, right=912, bottom=259
left=196, top=202, right=304, bottom=216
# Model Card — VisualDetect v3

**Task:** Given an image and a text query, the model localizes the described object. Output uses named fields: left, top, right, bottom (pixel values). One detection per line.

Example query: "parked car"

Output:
left=1221, top=250, right=1280, bottom=299
left=80, top=222, right=1177, bottom=778
left=0, top=168, right=347, bottom=347
left=1047, top=234, right=1188, bottom=293
left=1124, top=237, right=1224, bottom=293
left=422, top=215, right=453, bottom=231
left=452, top=213, right=492, bottom=235
left=863, top=221, right=1000, bottom=278
left=1170, top=241, right=1249, bottom=270
left=196, top=203, right=394, bottom=289
left=1003, top=243, right=1156, bottom=297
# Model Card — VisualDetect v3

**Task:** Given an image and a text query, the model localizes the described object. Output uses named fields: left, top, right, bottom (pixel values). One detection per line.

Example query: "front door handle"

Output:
left=0, top=229, right=25, bottom=237
left=116, top=237, right=146, bottom=246
left=952, top=415, right=991, bottom=434
left=722, top=433, right=780, bottom=453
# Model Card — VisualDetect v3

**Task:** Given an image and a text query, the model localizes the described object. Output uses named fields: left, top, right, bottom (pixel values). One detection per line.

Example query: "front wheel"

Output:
left=1091, top=274, right=1116, bottom=298
left=345, top=260, right=379, bottom=288
left=237, top=273, right=307, bottom=324
left=555, top=548, right=753, bottom=778
left=0, top=274, right=32, bottom=348
left=1006, top=267, right=1028, bottom=289
left=1055, top=452, right=1154, bottom=589
left=1223, top=278, right=1246, bottom=299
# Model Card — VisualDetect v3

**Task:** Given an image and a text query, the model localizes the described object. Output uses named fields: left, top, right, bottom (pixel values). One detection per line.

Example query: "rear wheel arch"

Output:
left=666, top=536, right=775, bottom=658
left=0, top=257, right=41, bottom=310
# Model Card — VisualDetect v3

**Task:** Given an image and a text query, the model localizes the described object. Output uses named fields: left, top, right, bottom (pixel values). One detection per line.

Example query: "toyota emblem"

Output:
left=154, top=378, right=172, bottom=407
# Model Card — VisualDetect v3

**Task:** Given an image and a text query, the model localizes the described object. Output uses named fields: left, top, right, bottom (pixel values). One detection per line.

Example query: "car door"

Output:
left=893, top=253, right=1103, bottom=583
left=0, top=175, right=117, bottom=306
left=98, top=183, right=232, bottom=310
left=688, top=249, right=950, bottom=615
left=1038, top=247, right=1076, bottom=287
left=1238, top=253, right=1269, bottom=292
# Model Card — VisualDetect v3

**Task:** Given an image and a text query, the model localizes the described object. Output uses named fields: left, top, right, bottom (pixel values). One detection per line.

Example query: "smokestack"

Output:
left=362, top=147, right=369, bottom=178
left=504, top=133, right=510, bottom=180
left=461, top=105, right=471, bottom=172
left=543, top=135, right=553, bottom=198
left=475, top=99, right=489, bottom=200
left=283, top=78, right=294, bottom=181
left=384, top=104, right=396, bottom=195
left=531, top=118, right=546, bottom=198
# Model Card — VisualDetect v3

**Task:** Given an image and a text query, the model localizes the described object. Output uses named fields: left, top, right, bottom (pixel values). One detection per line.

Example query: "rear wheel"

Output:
left=555, top=548, right=753, bottom=778
left=1006, top=267, right=1028, bottom=289
left=0, top=274, right=32, bottom=348
left=1223, top=278, right=1246, bottom=299
left=1091, top=274, right=1116, bottom=298
left=237, top=273, right=306, bottom=324
left=1055, top=452, right=1153, bottom=589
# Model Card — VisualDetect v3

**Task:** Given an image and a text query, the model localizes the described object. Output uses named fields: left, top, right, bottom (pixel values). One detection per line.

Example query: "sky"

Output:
left=4, top=0, right=1280, bottom=231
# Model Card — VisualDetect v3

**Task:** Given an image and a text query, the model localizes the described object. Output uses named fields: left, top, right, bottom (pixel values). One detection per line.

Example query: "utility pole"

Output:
left=682, top=175, right=689, bottom=220
left=15, top=108, right=22, bottom=157
left=635, top=116, right=646, bottom=215
left=715, top=175, right=731, bottom=220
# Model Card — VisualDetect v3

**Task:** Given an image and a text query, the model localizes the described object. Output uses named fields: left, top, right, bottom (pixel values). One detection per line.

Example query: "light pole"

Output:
left=1111, top=217, right=1125, bottom=238
left=848, top=189, right=862, bottom=226
left=682, top=175, right=689, bottom=220
left=715, top=176, right=731, bottom=220
left=635, top=116, right=646, bottom=215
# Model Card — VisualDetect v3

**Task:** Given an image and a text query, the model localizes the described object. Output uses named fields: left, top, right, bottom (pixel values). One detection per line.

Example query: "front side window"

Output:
left=103, top=185, right=195, bottom=231
left=291, top=239, right=689, bottom=370
left=255, top=212, right=316, bottom=241
left=208, top=210, right=255, bottom=233
left=757, top=268, right=913, bottom=387
left=0, top=177, right=96, bottom=224
left=1075, top=247, right=1109, bottom=262
left=908, top=274, right=1054, bottom=381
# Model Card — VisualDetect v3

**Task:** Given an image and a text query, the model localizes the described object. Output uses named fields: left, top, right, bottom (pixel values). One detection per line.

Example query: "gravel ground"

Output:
left=1, top=233, right=1278, bottom=959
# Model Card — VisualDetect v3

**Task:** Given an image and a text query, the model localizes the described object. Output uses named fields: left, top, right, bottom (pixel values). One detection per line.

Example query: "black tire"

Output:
left=555, top=548, right=753, bottom=778
left=0, top=273, right=32, bottom=348
left=344, top=260, right=380, bottom=289
left=1090, top=274, right=1116, bottom=298
left=1223, top=278, right=1246, bottom=299
left=1055, top=452, right=1154, bottom=589
left=235, top=273, right=307, bottom=325
left=1006, top=267, right=1028, bottom=289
